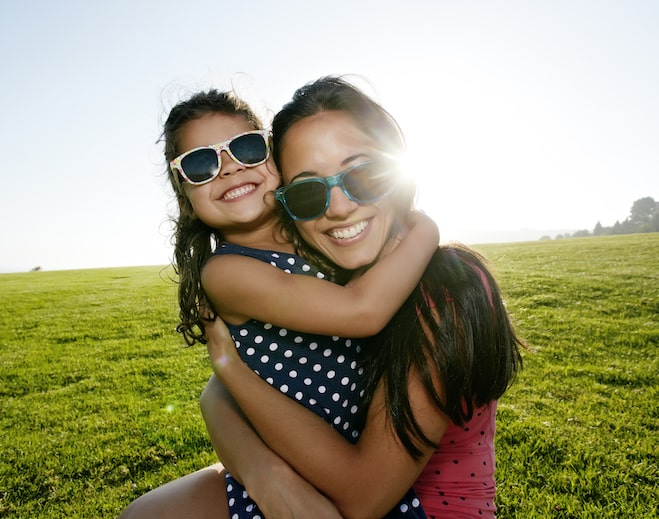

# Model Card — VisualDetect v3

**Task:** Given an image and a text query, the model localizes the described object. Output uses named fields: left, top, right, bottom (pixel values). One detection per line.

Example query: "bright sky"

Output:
left=1, top=1, right=657, bottom=272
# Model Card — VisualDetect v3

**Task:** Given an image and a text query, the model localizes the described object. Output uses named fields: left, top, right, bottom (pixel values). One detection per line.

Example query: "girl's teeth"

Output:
left=328, top=220, right=368, bottom=239
left=223, top=184, right=256, bottom=200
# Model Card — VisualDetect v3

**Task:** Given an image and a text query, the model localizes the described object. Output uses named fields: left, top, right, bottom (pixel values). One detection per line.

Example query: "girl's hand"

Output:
left=204, top=314, right=240, bottom=372
left=380, top=211, right=439, bottom=258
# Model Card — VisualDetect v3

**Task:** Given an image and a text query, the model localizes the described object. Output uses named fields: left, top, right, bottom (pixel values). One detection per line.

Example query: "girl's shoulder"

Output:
left=214, top=243, right=326, bottom=278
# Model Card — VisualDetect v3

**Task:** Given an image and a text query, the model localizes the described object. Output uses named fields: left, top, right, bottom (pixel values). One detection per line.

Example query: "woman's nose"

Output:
left=217, top=150, right=245, bottom=178
left=324, top=186, right=359, bottom=218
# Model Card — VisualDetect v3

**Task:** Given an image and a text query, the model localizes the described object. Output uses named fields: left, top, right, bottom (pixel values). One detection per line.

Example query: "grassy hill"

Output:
left=1, top=234, right=657, bottom=518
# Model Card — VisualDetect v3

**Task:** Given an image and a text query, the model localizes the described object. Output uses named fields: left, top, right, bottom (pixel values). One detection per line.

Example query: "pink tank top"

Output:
left=413, top=402, right=498, bottom=518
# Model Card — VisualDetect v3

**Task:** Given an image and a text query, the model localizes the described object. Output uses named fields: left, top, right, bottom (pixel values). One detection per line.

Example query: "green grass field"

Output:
left=1, top=234, right=657, bottom=518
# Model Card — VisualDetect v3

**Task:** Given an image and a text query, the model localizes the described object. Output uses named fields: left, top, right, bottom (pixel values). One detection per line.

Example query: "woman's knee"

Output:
left=118, top=464, right=228, bottom=519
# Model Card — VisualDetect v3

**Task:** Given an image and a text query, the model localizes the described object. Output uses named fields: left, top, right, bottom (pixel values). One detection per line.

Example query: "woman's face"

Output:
left=279, top=111, right=398, bottom=271
left=177, top=113, right=280, bottom=234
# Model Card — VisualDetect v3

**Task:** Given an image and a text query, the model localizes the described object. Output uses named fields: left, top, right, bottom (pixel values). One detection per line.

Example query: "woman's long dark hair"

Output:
left=162, top=90, right=264, bottom=345
left=272, top=77, right=525, bottom=459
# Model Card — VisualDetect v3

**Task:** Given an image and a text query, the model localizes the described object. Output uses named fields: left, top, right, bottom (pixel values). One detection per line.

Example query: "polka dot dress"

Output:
left=216, top=244, right=427, bottom=518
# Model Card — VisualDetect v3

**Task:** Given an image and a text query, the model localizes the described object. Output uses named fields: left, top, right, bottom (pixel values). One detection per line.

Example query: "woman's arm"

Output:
left=202, top=212, right=438, bottom=338
left=205, top=319, right=450, bottom=519
left=200, top=374, right=343, bottom=519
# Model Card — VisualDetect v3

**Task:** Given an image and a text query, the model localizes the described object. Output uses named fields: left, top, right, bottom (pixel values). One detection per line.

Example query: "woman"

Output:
left=203, top=77, right=525, bottom=519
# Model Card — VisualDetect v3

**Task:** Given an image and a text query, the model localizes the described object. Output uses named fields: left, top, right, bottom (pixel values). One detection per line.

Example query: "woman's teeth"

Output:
left=223, top=184, right=256, bottom=200
left=328, top=220, right=368, bottom=239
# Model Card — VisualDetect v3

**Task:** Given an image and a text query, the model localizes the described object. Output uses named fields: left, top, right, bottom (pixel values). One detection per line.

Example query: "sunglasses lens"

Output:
left=281, top=181, right=328, bottom=220
left=343, top=162, right=393, bottom=201
left=180, top=148, right=219, bottom=184
left=229, top=133, right=268, bottom=165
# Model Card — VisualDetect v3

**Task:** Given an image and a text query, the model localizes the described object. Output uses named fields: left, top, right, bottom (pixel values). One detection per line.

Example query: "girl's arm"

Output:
left=202, top=212, right=438, bottom=338
left=205, top=318, right=450, bottom=519
left=199, top=375, right=342, bottom=519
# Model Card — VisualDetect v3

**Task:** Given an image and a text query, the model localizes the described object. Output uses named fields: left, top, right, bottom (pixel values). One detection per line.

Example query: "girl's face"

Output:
left=279, top=111, right=398, bottom=271
left=178, top=113, right=280, bottom=235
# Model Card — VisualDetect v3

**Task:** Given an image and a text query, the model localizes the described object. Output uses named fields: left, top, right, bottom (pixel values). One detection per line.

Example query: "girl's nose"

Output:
left=217, top=150, right=245, bottom=178
left=324, top=186, right=359, bottom=219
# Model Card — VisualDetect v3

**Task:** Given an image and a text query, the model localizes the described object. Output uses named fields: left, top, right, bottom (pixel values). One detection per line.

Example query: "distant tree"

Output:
left=593, top=221, right=604, bottom=236
left=539, top=235, right=552, bottom=241
left=30, top=266, right=42, bottom=272
left=629, top=196, right=657, bottom=223
left=555, top=234, right=565, bottom=240
left=572, top=229, right=591, bottom=238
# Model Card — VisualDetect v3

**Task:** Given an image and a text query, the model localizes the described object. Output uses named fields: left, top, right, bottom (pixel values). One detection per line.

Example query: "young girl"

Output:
left=201, top=77, right=526, bottom=519
left=119, top=89, right=439, bottom=518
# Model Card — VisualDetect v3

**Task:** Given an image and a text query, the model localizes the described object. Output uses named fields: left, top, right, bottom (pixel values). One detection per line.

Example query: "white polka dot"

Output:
left=270, top=262, right=277, bottom=267
left=400, top=503, right=409, bottom=512
left=295, top=391, right=303, bottom=400
left=412, top=498, right=420, bottom=507
left=298, top=356, right=308, bottom=364
left=280, top=384, right=289, bottom=393
left=304, top=378, right=312, bottom=386
left=302, top=264, right=311, bottom=272
left=343, top=422, right=349, bottom=430
left=294, top=336, right=303, bottom=343
left=350, top=383, right=357, bottom=391
left=264, top=323, right=273, bottom=330
left=332, top=393, right=340, bottom=402
left=323, top=349, right=332, bottom=357
left=351, top=405, right=359, bottom=414
left=316, top=272, right=325, bottom=279
left=331, top=336, right=339, bottom=341
left=337, top=355, right=345, bottom=363
left=229, top=497, right=235, bottom=506
left=266, top=377, right=273, bottom=384
left=284, top=269, right=292, bottom=274
left=287, top=257, right=295, bottom=265
left=334, top=416, right=341, bottom=425
left=309, top=342, right=318, bottom=350
left=284, top=349, right=293, bottom=358
left=350, top=361, right=358, bottom=369
left=309, top=398, right=317, bottom=405
left=326, top=370, right=336, bottom=379
left=313, top=364, right=322, bottom=372
left=318, top=386, right=327, bottom=394
left=279, top=329, right=288, bottom=337
left=239, top=329, right=248, bottom=337
left=246, top=347, right=255, bottom=356
left=227, top=483, right=234, bottom=492
left=246, top=504, right=254, bottom=512
left=341, top=377, right=350, bottom=385
left=272, top=253, right=280, bottom=258
left=254, top=335, right=263, bottom=344
left=345, top=339, right=352, bottom=347
left=289, top=370, right=298, bottom=378
left=260, top=355, right=269, bottom=363
left=275, top=362, right=283, bottom=371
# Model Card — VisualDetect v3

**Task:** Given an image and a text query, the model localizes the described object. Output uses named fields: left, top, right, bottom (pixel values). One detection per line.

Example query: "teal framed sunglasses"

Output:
left=274, top=160, right=398, bottom=221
